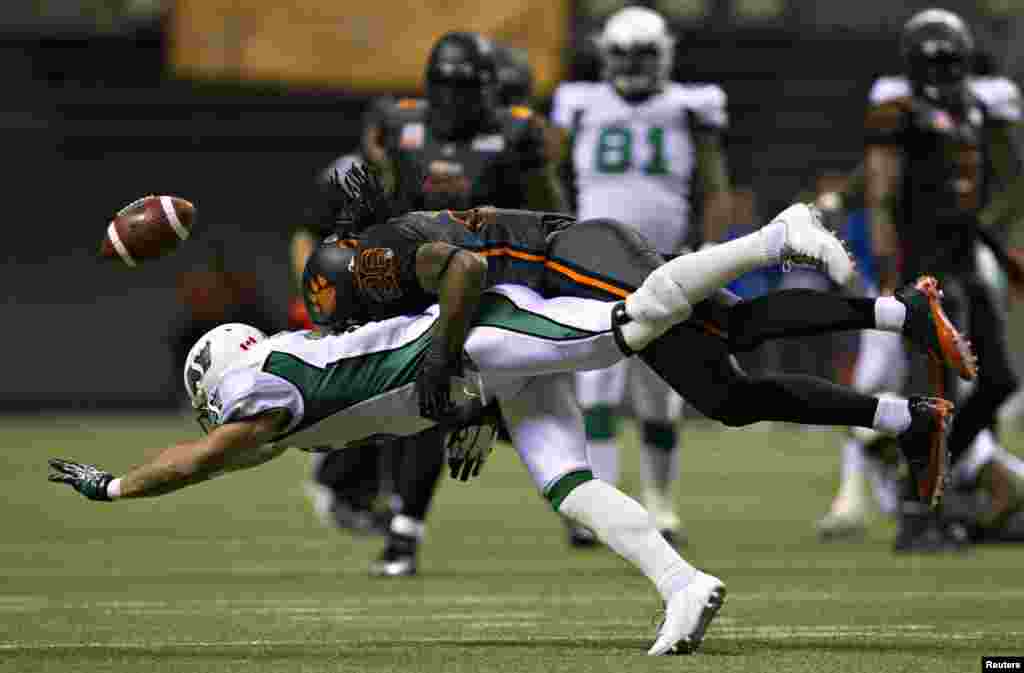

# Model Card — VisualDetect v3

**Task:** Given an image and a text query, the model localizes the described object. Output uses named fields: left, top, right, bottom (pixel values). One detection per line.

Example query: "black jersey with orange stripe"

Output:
left=352, top=207, right=575, bottom=321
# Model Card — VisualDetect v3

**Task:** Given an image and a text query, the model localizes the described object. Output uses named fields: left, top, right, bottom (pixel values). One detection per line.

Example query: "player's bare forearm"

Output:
left=118, top=413, right=288, bottom=498
left=865, top=144, right=902, bottom=291
left=701, top=189, right=732, bottom=246
left=695, top=134, right=732, bottom=244
left=434, top=249, right=487, bottom=360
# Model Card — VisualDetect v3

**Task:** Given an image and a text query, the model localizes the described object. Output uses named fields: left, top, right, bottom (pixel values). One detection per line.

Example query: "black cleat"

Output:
left=899, top=397, right=954, bottom=508
left=369, top=534, right=418, bottom=577
left=896, top=275, right=977, bottom=381
left=893, top=506, right=969, bottom=554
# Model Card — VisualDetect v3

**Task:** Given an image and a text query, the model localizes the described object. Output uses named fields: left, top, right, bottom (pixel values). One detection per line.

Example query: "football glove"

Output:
left=445, top=401, right=501, bottom=482
left=48, top=458, right=114, bottom=501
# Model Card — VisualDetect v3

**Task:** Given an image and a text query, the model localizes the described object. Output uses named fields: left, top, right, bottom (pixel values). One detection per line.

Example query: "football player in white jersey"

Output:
left=50, top=253, right=961, bottom=654
left=551, top=6, right=732, bottom=546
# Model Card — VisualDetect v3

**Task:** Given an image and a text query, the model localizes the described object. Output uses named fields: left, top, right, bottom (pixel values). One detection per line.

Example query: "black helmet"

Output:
left=493, top=43, right=534, bottom=107
left=301, top=236, right=364, bottom=331
left=425, top=31, right=497, bottom=139
left=901, top=8, right=973, bottom=107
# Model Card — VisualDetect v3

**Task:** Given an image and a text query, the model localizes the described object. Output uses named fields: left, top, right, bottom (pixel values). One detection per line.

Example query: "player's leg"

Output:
left=307, top=444, right=390, bottom=535
left=369, top=428, right=446, bottom=577
left=628, top=359, right=686, bottom=546
left=818, top=328, right=908, bottom=539
left=572, top=361, right=628, bottom=548
left=499, top=373, right=724, bottom=655
left=725, top=278, right=975, bottom=381
left=630, top=320, right=953, bottom=507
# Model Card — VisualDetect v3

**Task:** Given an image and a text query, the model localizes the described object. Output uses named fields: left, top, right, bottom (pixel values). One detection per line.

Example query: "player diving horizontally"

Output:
left=52, top=201, right=958, bottom=654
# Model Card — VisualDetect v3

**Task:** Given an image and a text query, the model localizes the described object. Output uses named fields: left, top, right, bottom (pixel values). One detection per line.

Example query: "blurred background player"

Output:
left=551, top=6, right=732, bottom=547
left=818, top=41, right=1024, bottom=546
left=865, top=8, right=1024, bottom=551
left=308, top=32, right=565, bottom=577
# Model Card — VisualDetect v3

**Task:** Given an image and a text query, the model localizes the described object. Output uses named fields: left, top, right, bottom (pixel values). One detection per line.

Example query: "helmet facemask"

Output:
left=183, top=324, right=267, bottom=434
left=598, top=7, right=675, bottom=103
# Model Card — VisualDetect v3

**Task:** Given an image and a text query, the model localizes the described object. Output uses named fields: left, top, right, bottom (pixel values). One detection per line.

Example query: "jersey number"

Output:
left=594, top=126, right=668, bottom=175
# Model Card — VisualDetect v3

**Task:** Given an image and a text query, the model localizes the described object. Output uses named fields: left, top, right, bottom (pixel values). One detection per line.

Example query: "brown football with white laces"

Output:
left=100, top=195, right=196, bottom=267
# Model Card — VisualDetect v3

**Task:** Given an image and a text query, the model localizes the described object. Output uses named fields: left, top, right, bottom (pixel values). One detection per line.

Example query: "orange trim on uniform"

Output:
left=397, top=98, right=422, bottom=109
left=478, top=246, right=630, bottom=298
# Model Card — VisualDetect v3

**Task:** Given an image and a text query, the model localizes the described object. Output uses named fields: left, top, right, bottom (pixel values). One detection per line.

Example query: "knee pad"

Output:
left=642, top=420, right=677, bottom=451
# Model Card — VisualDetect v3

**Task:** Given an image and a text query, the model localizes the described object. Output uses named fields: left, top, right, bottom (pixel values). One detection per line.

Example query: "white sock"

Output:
left=390, top=514, right=426, bottom=540
left=840, top=438, right=867, bottom=484
left=872, top=395, right=912, bottom=435
left=873, top=296, right=907, bottom=333
left=622, top=230, right=775, bottom=350
left=586, top=440, right=620, bottom=484
left=559, top=480, right=696, bottom=601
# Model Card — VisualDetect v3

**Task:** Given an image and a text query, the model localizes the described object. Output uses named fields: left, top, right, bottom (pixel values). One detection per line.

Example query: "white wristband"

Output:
left=106, top=478, right=123, bottom=500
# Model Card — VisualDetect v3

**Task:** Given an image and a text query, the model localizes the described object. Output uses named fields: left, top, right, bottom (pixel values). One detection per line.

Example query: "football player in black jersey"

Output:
left=333, top=32, right=567, bottom=576
left=302, top=161, right=976, bottom=532
left=865, top=9, right=1024, bottom=551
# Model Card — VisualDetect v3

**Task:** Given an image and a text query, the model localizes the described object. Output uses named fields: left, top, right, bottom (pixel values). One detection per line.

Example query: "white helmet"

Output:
left=183, top=323, right=267, bottom=432
left=597, top=6, right=675, bottom=100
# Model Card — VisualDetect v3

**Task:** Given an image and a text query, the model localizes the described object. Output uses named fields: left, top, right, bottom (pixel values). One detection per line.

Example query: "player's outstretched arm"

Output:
left=48, top=410, right=289, bottom=501
left=414, top=242, right=488, bottom=419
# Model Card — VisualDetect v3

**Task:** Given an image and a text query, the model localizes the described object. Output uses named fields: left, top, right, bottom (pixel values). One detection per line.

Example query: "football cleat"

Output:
left=893, top=505, right=969, bottom=554
left=895, top=275, right=977, bottom=381
left=817, top=472, right=869, bottom=540
left=369, top=534, right=418, bottom=577
left=642, top=487, right=686, bottom=547
left=899, top=397, right=955, bottom=507
left=774, top=203, right=855, bottom=286
left=648, top=571, right=726, bottom=655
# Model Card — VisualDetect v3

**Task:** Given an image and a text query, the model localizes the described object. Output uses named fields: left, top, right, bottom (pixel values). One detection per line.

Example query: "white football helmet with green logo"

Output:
left=184, top=323, right=268, bottom=432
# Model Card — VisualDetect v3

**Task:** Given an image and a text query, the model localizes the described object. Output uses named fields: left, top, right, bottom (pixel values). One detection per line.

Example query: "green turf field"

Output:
left=2, top=413, right=1021, bottom=672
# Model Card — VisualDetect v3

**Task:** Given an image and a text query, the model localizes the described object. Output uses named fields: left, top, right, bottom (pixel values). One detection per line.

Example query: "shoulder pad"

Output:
left=970, top=76, right=1022, bottom=123
left=678, top=83, right=728, bottom=129
left=869, top=76, right=911, bottom=105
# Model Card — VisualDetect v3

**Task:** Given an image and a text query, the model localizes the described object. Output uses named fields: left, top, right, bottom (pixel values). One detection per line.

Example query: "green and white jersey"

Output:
left=551, top=81, right=727, bottom=254
left=210, top=285, right=620, bottom=451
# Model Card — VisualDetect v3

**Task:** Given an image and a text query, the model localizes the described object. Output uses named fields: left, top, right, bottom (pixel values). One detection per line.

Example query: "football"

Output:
left=100, top=195, right=197, bottom=267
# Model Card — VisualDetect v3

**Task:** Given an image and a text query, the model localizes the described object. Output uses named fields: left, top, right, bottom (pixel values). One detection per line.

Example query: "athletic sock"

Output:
left=622, top=230, right=777, bottom=350
left=587, top=440, right=620, bottom=485
left=872, top=395, right=912, bottom=435
left=639, top=421, right=678, bottom=493
left=874, top=296, right=907, bottom=332
left=840, top=437, right=867, bottom=484
left=557, top=478, right=696, bottom=601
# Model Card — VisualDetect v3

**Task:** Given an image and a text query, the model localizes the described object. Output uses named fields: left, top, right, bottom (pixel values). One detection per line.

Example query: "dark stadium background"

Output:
left=4, top=0, right=1023, bottom=408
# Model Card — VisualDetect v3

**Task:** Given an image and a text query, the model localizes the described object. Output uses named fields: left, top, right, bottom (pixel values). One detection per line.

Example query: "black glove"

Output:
left=48, top=458, right=114, bottom=501
left=415, top=342, right=461, bottom=420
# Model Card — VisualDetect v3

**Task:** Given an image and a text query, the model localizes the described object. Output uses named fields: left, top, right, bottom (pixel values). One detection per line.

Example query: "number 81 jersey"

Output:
left=552, top=81, right=727, bottom=254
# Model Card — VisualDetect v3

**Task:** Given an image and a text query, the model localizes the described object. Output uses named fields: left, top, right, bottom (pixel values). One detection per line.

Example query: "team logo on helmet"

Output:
left=305, top=274, right=338, bottom=321
left=354, top=248, right=402, bottom=303
left=186, top=340, right=212, bottom=402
